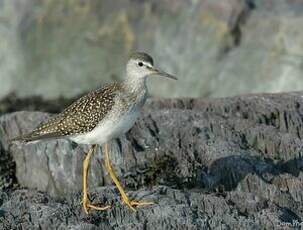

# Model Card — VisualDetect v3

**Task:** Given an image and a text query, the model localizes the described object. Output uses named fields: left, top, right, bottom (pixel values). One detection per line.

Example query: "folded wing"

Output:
left=10, top=83, right=120, bottom=143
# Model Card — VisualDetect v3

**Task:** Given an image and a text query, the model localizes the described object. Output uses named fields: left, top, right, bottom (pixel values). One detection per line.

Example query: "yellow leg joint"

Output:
left=103, top=143, right=154, bottom=211
left=82, top=144, right=111, bottom=214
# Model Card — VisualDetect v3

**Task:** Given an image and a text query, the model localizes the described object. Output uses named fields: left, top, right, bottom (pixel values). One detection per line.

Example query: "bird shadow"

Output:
left=198, top=154, right=303, bottom=192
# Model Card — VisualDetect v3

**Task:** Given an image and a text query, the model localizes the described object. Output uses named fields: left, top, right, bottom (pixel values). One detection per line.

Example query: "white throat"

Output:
left=125, top=73, right=147, bottom=93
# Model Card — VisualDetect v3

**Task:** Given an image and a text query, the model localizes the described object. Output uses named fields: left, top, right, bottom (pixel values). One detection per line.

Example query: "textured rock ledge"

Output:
left=0, top=186, right=293, bottom=229
left=1, top=92, right=303, bottom=229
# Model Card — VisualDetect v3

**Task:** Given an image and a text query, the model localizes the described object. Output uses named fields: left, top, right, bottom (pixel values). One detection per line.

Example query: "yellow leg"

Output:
left=82, top=144, right=111, bottom=214
left=104, top=143, right=154, bottom=211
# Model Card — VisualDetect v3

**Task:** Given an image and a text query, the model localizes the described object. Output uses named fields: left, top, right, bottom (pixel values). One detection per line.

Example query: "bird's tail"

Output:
left=9, top=133, right=34, bottom=143
left=10, top=130, right=63, bottom=143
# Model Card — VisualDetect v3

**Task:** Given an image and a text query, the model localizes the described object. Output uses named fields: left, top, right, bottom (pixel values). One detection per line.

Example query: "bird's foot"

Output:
left=82, top=196, right=111, bottom=214
left=122, top=198, right=154, bottom=211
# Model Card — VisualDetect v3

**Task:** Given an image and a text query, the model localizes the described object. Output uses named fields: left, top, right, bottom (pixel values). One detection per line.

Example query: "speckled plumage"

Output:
left=11, top=51, right=175, bottom=145
left=12, top=83, right=122, bottom=142
left=10, top=51, right=176, bottom=214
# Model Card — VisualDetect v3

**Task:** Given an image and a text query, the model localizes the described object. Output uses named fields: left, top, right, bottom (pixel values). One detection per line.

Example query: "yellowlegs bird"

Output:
left=11, top=52, right=177, bottom=214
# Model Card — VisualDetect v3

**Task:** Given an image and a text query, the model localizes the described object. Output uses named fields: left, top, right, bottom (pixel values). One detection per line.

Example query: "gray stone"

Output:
left=1, top=93, right=303, bottom=228
left=0, top=187, right=297, bottom=230
left=0, top=141, right=15, bottom=190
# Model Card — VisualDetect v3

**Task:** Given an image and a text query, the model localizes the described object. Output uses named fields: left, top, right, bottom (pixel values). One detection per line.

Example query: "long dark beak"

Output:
left=150, top=67, right=177, bottom=80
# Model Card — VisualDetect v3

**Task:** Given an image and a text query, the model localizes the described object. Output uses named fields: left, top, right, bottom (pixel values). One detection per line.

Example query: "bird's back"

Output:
left=11, top=83, right=121, bottom=143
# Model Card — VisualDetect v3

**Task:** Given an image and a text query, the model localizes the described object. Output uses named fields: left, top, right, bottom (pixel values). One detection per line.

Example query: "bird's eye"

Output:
left=138, top=62, right=143, bottom=67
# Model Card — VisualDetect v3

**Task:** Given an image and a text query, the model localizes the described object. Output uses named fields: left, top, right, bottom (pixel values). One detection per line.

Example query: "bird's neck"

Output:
left=124, top=75, right=147, bottom=95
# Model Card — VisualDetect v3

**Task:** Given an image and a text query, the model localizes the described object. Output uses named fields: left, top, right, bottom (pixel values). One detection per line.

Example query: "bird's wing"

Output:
left=11, top=83, right=121, bottom=142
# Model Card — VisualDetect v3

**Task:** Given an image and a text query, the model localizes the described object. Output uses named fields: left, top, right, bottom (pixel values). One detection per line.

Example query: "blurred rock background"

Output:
left=1, top=0, right=303, bottom=100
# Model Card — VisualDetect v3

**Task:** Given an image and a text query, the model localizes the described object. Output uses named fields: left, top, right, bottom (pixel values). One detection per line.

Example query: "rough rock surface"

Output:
left=0, top=187, right=296, bottom=230
left=1, top=93, right=303, bottom=229
left=0, top=142, right=15, bottom=191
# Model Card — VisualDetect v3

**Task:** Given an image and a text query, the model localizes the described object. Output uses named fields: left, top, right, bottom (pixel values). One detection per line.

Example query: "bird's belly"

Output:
left=70, top=109, right=140, bottom=145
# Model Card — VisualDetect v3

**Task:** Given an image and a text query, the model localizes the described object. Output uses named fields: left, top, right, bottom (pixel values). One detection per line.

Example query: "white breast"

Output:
left=69, top=105, right=141, bottom=145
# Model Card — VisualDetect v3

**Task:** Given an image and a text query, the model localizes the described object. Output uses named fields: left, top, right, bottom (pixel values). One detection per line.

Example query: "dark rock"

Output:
left=0, top=93, right=74, bottom=115
left=0, top=187, right=296, bottom=230
left=1, top=93, right=303, bottom=229
left=0, top=142, right=16, bottom=191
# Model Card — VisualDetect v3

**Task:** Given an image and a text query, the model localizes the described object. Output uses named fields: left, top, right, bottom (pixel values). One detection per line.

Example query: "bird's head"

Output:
left=126, top=52, right=177, bottom=80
